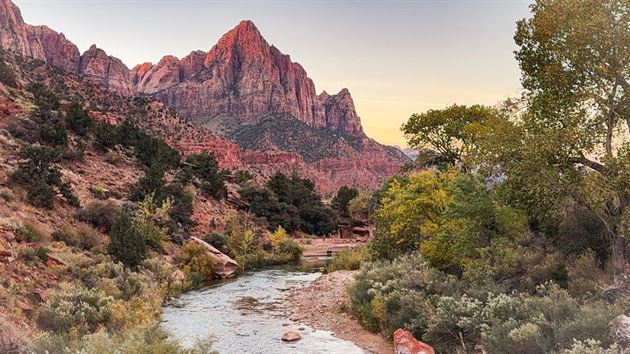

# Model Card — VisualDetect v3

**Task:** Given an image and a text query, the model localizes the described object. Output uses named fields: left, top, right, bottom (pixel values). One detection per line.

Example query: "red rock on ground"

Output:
left=394, top=329, right=435, bottom=354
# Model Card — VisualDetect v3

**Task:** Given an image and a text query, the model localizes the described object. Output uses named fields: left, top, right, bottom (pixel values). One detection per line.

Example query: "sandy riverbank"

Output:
left=283, top=270, right=392, bottom=354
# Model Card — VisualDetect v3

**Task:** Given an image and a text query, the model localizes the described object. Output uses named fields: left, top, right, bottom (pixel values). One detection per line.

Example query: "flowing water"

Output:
left=161, top=268, right=365, bottom=354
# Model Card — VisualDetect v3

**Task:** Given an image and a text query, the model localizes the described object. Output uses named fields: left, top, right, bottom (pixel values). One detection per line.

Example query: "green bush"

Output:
left=348, top=253, right=626, bottom=353
left=331, top=186, right=359, bottom=217
left=184, top=152, right=226, bottom=199
left=65, top=101, right=93, bottom=136
left=203, top=232, right=227, bottom=252
left=53, top=224, right=101, bottom=251
left=11, top=146, right=79, bottom=209
left=34, top=326, right=216, bottom=354
left=107, top=213, right=148, bottom=268
left=76, top=200, right=120, bottom=232
left=36, top=286, right=113, bottom=335
left=27, top=82, right=59, bottom=110
left=325, top=246, right=369, bottom=272
left=176, top=242, right=218, bottom=289
left=0, top=55, right=16, bottom=87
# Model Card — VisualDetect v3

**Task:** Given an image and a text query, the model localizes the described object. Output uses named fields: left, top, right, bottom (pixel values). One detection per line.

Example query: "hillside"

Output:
left=0, top=0, right=407, bottom=194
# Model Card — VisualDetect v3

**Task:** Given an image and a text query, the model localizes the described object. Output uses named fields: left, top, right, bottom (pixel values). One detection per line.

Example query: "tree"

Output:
left=348, top=191, right=374, bottom=221
left=332, top=186, right=359, bottom=218
left=65, top=101, right=93, bottom=136
left=184, top=152, right=226, bottom=199
left=107, top=212, right=147, bottom=268
left=401, top=104, right=498, bottom=170
left=505, top=0, right=630, bottom=282
left=11, top=146, right=79, bottom=208
left=370, top=169, right=455, bottom=260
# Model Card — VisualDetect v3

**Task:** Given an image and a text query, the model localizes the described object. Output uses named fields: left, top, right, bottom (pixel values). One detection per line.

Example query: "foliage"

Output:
left=370, top=169, right=454, bottom=260
left=331, top=186, right=359, bottom=217
left=240, top=186, right=300, bottom=232
left=270, top=226, right=288, bottom=251
left=241, top=172, right=337, bottom=235
left=65, top=101, right=93, bottom=136
left=107, top=212, right=148, bottom=268
left=421, top=173, right=527, bottom=274
left=27, top=82, right=60, bottom=110
left=94, top=120, right=180, bottom=170
left=36, top=286, right=113, bottom=335
left=11, top=145, right=80, bottom=209
left=203, top=232, right=227, bottom=253
left=325, top=246, right=369, bottom=272
left=34, top=327, right=216, bottom=354
left=176, top=242, right=218, bottom=289
left=402, top=104, right=499, bottom=170
left=14, top=220, right=48, bottom=243
left=134, top=193, right=172, bottom=251
left=184, top=152, right=226, bottom=199
left=53, top=224, right=102, bottom=251
left=76, top=200, right=121, bottom=232
left=348, top=191, right=374, bottom=221
left=349, top=255, right=626, bottom=354
left=30, top=108, right=68, bottom=148
left=0, top=53, right=16, bottom=87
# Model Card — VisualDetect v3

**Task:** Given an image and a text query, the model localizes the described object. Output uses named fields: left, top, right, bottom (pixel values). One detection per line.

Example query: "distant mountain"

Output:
left=0, top=0, right=407, bottom=193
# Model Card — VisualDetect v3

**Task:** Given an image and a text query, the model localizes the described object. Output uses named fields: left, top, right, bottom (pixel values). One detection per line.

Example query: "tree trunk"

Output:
left=612, top=234, right=628, bottom=284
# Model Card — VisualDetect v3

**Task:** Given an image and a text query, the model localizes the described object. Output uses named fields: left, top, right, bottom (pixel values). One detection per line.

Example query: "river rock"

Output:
left=394, top=329, right=435, bottom=354
left=281, top=331, right=301, bottom=342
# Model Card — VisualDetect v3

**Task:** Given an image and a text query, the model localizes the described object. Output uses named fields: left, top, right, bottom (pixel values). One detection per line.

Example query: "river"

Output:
left=161, top=268, right=366, bottom=354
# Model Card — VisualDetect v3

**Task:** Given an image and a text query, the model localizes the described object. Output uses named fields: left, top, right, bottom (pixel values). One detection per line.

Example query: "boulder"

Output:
left=189, top=236, right=239, bottom=278
left=394, top=329, right=435, bottom=354
left=611, top=314, right=630, bottom=348
left=281, top=331, right=302, bottom=342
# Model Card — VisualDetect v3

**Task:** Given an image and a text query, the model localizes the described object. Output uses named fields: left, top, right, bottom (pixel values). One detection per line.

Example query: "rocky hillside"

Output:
left=0, top=0, right=407, bottom=194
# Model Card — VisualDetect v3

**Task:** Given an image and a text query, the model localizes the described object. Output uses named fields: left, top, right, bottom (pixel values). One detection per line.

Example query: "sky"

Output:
left=14, top=0, right=533, bottom=147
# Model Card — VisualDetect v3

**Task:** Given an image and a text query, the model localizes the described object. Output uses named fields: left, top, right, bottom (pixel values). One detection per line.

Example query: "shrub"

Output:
left=278, top=239, right=303, bottom=263
left=14, top=220, right=48, bottom=243
left=176, top=242, right=217, bottom=289
left=107, top=212, right=147, bottom=268
left=203, top=232, right=227, bottom=252
left=35, top=326, right=216, bottom=354
left=36, top=286, right=113, bottom=335
left=184, top=152, right=226, bottom=199
left=270, top=226, right=288, bottom=250
left=27, top=82, right=59, bottom=110
left=65, top=101, right=93, bottom=136
left=325, top=246, right=369, bottom=272
left=75, top=223, right=103, bottom=250
left=0, top=55, right=16, bottom=87
left=11, top=146, right=79, bottom=209
left=76, top=200, right=120, bottom=232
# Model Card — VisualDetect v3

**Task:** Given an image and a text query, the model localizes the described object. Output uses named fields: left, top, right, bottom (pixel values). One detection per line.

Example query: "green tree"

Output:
left=184, top=152, right=226, bottom=199
left=107, top=212, right=147, bottom=268
left=497, top=0, right=630, bottom=282
left=65, top=101, right=93, bottom=136
left=12, top=146, right=79, bottom=208
left=331, top=186, right=359, bottom=218
left=370, top=169, right=456, bottom=260
left=401, top=104, right=498, bottom=170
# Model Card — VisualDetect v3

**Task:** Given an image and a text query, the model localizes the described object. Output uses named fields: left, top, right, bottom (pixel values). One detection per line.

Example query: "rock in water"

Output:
left=394, top=329, right=435, bottom=354
left=281, top=331, right=302, bottom=342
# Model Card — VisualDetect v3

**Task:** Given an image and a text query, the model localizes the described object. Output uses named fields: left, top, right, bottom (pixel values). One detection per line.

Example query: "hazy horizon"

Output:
left=14, top=0, right=532, bottom=147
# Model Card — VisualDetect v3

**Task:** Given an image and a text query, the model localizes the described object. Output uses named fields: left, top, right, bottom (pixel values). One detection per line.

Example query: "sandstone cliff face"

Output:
left=134, top=20, right=365, bottom=137
left=80, top=45, right=134, bottom=96
left=30, top=25, right=80, bottom=74
left=0, top=0, right=44, bottom=59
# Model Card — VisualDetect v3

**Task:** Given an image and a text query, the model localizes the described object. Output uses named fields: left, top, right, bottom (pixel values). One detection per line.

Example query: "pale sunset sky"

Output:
left=14, top=0, right=532, bottom=147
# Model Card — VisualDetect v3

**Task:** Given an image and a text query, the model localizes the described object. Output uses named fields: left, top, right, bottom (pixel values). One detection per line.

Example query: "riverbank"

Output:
left=283, top=270, right=392, bottom=354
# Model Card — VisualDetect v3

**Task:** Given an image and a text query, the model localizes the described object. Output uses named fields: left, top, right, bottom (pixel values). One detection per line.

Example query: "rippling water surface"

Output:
left=161, top=268, right=365, bottom=354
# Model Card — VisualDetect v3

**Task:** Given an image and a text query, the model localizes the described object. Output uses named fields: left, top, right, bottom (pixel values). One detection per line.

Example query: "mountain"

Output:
left=131, top=20, right=364, bottom=137
left=0, top=0, right=407, bottom=194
